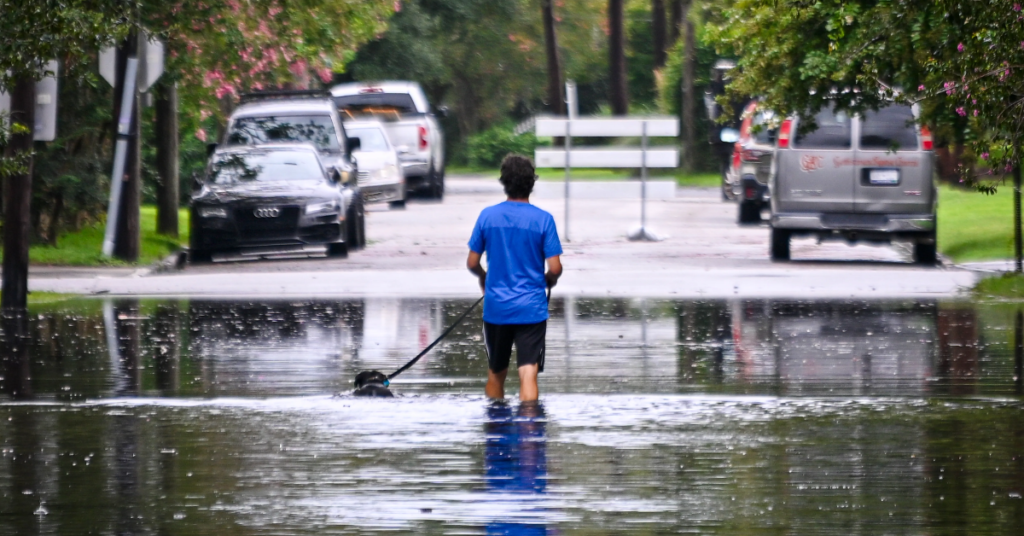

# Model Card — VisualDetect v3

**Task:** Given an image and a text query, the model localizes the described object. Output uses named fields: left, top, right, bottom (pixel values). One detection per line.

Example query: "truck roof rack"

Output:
left=239, top=89, right=331, bottom=104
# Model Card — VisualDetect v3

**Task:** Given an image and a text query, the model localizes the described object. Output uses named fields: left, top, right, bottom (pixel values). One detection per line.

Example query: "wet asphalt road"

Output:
left=24, top=176, right=977, bottom=298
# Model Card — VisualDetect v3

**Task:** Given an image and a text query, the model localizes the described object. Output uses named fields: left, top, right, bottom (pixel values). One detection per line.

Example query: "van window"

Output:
left=335, top=94, right=418, bottom=115
left=794, top=106, right=851, bottom=149
left=226, top=115, right=340, bottom=151
left=752, top=111, right=775, bottom=145
left=860, top=104, right=918, bottom=151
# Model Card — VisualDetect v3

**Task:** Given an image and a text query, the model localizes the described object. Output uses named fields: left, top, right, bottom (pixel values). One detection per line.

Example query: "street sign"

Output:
left=0, top=60, right=60, bottom=142
left=99, top=34, right=164, bottom=91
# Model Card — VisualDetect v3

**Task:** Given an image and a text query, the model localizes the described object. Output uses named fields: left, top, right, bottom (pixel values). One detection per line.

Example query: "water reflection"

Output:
left=3, top=297, right=1024, bottom=399
left=485, top=402, right=549, bottom=535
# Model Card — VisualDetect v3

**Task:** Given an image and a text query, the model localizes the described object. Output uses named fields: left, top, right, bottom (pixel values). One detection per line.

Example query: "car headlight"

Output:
left=198, top=206, right=227, bottom=218
left=305, top=200, right=339, bottom=215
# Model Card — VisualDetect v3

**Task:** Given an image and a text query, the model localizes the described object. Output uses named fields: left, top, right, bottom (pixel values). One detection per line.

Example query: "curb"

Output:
left=148, top=250, right=188, bottom=275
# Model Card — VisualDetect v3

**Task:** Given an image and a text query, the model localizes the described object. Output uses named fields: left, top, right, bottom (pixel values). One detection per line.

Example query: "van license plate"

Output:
left=869, top=169, right=899, bottom=185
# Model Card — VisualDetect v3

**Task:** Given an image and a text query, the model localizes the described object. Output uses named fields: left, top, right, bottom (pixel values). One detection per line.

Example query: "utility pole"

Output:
left=1, top=76, right=36, bottom=311
left=155, top=80, right=179, bottom=237
left=112, top=31, right=141, bottom=261
left=681, top=0, right=695, bottom=171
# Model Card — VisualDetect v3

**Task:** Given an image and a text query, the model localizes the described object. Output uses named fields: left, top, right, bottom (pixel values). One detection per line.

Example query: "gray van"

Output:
left=768, top=103, right=936, bottom=264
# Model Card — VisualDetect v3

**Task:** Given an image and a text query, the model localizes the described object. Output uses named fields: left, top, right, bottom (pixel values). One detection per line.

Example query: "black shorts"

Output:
left=483, top=320, right=547, bottom=373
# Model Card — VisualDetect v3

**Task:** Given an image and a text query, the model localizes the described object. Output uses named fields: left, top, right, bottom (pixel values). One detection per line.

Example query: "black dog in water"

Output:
left=353, top=370, right=394, bottom=397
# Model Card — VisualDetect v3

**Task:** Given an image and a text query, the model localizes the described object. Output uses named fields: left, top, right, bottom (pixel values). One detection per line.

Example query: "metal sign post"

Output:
left=102, top=58, right=138, bottom=257
left=563, top=81, right=577, bottom=243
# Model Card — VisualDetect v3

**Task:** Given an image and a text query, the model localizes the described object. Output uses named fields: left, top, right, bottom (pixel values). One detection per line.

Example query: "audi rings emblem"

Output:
left=253, top=207, right=280, bottom=218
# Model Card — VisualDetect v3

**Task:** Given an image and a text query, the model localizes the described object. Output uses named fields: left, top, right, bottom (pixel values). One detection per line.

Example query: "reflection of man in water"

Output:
left=467, top=155, right=563, bottom=402
left=485, top=402, right=548, bottom=535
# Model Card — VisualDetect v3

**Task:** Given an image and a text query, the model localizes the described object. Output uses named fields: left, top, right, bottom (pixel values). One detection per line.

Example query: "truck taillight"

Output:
left=778, top=119, right=793, bottom=148
left=418, top=126, right=428, bottom=150
left=732, top=144, right=741, bottom=169
left=920, top=125, right=933, bottom=151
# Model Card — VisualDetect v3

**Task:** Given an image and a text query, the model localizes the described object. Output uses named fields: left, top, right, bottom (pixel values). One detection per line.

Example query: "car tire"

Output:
left=738, top=200, right=762, bottom=224
left=346, top=194, right=365, bottom=250
left=357, top=200, right=367, bottom=248
left=389, top=199, right=406, bottom=210
left=328, top=241, right=348, bottom=258
left=428, top=166, right=444, bottom=200
left=770, top=228, right=791, bottom=261
left=913, top=239, right=938, bottom=265
left=189, top=249, right=212, bottom=263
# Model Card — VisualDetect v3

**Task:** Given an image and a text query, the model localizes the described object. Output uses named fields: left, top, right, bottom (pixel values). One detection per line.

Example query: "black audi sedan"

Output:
left=189, top=143, right=366, bottom=262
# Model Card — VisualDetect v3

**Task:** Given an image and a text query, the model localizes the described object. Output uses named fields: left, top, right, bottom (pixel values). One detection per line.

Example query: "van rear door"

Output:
left=854, top=104, right=932, bottom=213
left=774, top=106, right=855, bottom=213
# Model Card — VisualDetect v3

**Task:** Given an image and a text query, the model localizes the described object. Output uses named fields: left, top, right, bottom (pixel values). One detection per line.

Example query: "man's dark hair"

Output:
left=499, top=154, right=536, bottom=199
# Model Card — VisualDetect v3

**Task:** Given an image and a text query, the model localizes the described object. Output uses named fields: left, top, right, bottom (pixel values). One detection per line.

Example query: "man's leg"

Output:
left=518, top=364, right=539, bottom=401
left=513, top=320, right=546, bottom=402
left=486, top=368, right=508, bottom=399
left=483, top=322, right=514, bottom=399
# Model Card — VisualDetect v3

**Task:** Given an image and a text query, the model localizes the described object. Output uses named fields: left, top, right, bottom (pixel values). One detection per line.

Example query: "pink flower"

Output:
left=394, top=0, right=402, bottom=12
left=957, top=42, right=964, bottom=52
left=973, top=109, right=979, bottom=116
left=196, top=128, right=208, bottom=142
left=956, top=107, right=966, bottom=116
left=1015, top=3, right=1022, bottom=11
left=317, top=67, right=333, bottom=83
left=918, top=85, right=925, bottom=91
left=982, top=152, right=990, bottom=160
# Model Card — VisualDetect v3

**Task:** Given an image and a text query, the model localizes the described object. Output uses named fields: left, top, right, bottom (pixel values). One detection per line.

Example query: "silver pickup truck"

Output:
left=331, top=81, right=447, bottom=199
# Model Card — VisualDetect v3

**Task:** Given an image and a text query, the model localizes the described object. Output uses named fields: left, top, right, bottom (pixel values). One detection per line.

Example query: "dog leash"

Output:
left=385, top=295, right=484, bottom=386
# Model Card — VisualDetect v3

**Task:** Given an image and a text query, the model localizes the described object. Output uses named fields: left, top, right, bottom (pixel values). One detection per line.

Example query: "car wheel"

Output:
left=428, top=167, right=444, bottom=200
left=357, top=199, right=367, bottom=248
left=770, top=228, right=791, bottom=261
left=345, top=196, right=364, bottom=250
left=328, top=241, right=348, bottom=258
left=189, top=249, right=212, bottom=263
left=913, top=238, right=938, bottom=265
left=738, top=200, right=761, bottom=224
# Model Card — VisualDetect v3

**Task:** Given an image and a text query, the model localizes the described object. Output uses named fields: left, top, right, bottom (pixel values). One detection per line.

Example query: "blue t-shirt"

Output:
left=468, top=201, right=563, bottom=324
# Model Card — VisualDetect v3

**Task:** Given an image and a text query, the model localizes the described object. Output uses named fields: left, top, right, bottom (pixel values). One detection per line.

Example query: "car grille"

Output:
left=235, top=205, right=301, bottom=234
left=357, top=171, right=371, bottom=185
left=821, top=213, right=889, bottom=229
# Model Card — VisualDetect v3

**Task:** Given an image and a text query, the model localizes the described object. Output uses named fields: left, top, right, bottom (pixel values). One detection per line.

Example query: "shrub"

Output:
left=465, top=122, right=544, bottom=168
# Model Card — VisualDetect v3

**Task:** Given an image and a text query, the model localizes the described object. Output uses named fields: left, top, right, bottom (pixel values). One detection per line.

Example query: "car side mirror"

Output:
left=719, top=128, right=740, bottom=143
left=435, top=106, right=449, bottom=118
left=346, top=137, right=361, bottom=154
left=330, top=169, right=343, bottom=184
left=205, top=143, right=218, bottom=157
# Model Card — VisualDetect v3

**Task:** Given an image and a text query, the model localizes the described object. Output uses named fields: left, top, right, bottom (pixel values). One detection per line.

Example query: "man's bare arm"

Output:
left=545, top=255, right=562, bottom=288
left=467, top=250, right=486, bottom=292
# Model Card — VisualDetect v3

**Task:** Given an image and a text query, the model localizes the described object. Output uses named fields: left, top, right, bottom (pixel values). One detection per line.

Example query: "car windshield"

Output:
left=206, top=151, right=323, bottom=185
left=860, top=104, right=918, bottom=151
left=226, top=115, right=340, bottom=151
left=346, top=127, right=390, bottom=152
left=794, top=106, right=851, bottom=149
left=334, top=93, right=418, bottom=116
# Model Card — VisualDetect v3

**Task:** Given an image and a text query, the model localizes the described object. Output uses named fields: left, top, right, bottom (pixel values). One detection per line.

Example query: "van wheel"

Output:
left=389, top=199, right=406, bottom=210
left=913, top=240, right=938, bottom=265
left=738, top=200, right=761, bottom=224
left=770, top=228, right=791, bottom=261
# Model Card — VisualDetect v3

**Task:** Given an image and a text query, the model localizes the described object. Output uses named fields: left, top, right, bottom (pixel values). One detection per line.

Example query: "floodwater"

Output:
left=1, top=297, right=1022, bottom=535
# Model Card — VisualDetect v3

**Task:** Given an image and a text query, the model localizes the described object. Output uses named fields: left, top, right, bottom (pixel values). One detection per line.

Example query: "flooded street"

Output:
left=2, top=297, right=1023, bottom=534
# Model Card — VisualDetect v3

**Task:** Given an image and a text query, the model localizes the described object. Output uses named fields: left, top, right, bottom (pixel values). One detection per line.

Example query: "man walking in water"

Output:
left=467, top=154, right=563, bottom=401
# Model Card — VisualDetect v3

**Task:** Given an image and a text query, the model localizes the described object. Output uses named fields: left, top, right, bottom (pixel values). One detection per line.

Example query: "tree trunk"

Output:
left=681, top=3, right=696, bottom=171
left=542, top=0, right=565, bottom=116
left=653, top=0, right=667, bottom=68
left=1, top=76, right=36, bottom=312
left=113, top=32, right=140, bottom=261
left=155, top=80, right=180, bottom=237
left=669, top=0, right=683, bottom=46
left=608, top=0, right=628, bottom=115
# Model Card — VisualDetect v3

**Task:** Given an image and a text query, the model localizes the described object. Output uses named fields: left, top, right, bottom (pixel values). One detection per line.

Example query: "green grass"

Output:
left=0, top=206, right=189, bottom=267
left=973, top=273, right=1024, bottom=300
left=937, top=184, right=1013, bottom=263
left=0, top=291, right=78, bottom=305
